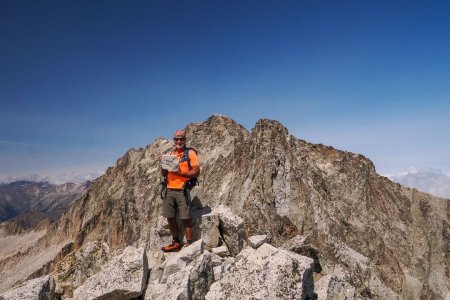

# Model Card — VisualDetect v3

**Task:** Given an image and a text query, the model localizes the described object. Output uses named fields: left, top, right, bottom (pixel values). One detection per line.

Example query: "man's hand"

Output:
left=172, top=169, right=186, bottom=177
left=173, top=166, right=200, bottom=178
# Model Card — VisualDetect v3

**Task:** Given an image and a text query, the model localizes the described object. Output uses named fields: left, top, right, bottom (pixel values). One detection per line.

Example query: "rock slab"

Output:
left=0, top=275, right=56, bottom=300
left=73, top=246, right=148, bottom=300
left=53, top=241, right=111, bottom=298
left=248, top=234, right=267, bottom=248
left=211, top=245, right=229, bottom=257
left=200, top=213, right=220, bottom=250
left=315, top=274, right=361, bottom=300
left=145, top=240, right=214, bottom=300
left=205, top=243, right=315, bottom=300
left=215, top=205, right=244, bottom=256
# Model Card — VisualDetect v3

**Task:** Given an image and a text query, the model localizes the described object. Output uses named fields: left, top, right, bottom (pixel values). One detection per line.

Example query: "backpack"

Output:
left=179, top=148, right=198, bottom=190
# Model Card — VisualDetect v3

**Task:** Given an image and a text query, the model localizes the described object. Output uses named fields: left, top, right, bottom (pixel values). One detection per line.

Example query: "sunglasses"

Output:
left=174, top=137, right=186, bottom=141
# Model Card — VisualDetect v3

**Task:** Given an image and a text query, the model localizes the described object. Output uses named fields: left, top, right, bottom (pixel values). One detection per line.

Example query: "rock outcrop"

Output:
left=145, top=240, right=214, bottom=300
left=0, top=114, right=448, bottom=299
left=73, top=246, right=148, bottom=300
left=206, top=243, right=315, bottom=300
left=53, top=241, right=111, bottom=298
left=0, top=208, right=320, bottom=300
left=0, top=275, right=57, bottom=300
left=315, top=274, right=363, bottom=300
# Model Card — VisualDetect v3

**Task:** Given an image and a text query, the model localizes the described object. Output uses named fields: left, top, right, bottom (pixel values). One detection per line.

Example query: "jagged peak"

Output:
left=203, top=114, right=246, bottom=129
left=251, top=118, right=289, bottom=139
left=186, top=114, right=249, bottom=138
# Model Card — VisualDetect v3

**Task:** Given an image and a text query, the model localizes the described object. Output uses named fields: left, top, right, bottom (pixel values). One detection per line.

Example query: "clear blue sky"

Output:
left=1, top=0, right=449, bottom=182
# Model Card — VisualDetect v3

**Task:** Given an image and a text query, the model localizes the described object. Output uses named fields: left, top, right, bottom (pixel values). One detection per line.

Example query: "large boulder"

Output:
left=200, top=213, right=220, bottom=250
left=73, top=246, right=148, bottom=300
left=214, top=205, right=244, bottom=256
left=0, top=275, right=56, bottom=300
left=205, top=243, right=315, bottom=299
left=159, top=240, right=203, bottom=283
left=52, top=241, right=111, bottom=298
left=145, top=240, right=214, bottom=300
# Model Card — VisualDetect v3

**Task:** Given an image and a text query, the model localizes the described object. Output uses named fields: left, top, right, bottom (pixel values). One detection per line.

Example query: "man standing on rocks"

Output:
left=160, top=129, right=200, bottom=252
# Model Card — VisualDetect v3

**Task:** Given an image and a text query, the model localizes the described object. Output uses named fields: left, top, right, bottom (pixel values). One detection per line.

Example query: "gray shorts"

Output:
left=162, top=189, right=191, bottom=219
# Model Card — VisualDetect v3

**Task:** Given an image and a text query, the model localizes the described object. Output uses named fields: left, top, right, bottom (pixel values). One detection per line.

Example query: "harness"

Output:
left=160, top=148, right=198, bottom=199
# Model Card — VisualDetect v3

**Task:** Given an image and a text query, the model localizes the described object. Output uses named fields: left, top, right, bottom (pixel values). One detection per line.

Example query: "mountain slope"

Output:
left=0, top=114, right=448, bottom=299
left=0, top=181, right=89, bottom=230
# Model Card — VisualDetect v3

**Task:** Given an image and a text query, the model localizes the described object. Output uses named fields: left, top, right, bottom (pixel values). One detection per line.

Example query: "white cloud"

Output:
left=0, top=169, right=105, bottom=185
left=389, top=167, right=450, bottom=200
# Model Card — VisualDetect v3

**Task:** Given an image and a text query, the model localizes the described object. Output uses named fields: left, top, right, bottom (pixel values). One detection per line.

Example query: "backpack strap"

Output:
left=183, top=148, right=198, bottom=191
left=181, top=148, right=197, bottom=170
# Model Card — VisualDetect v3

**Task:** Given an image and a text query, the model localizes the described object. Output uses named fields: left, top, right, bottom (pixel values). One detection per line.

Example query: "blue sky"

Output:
left=1, top=0, right=450, bottom=183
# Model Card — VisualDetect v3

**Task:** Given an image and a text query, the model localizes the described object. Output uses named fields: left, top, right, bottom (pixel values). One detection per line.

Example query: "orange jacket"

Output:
left=167, top=148, right=199, bottom=190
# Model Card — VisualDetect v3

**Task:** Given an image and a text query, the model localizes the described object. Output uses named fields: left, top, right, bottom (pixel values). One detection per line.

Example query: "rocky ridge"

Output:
left=0, top=114, right=448, bottom=299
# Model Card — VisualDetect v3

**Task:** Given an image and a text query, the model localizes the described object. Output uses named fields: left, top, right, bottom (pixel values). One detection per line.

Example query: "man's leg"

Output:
left=161, top=191, right=182, bottom=252
left=177, top=190, right=193, bottom=246
left=167, top=217, right=179, bottom=239
left=182, top=219, right=193, bottom=244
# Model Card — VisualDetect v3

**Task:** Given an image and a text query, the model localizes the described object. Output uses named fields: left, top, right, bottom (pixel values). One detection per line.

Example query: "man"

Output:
left=160, top=129, right=200, bottom=252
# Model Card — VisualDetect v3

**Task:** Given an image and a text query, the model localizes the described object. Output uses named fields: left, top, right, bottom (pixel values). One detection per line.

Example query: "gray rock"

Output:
left=215, top=205, right=244, bottom=256
left=145, top=240, right=214, bottom=300
left=0, top=275, right=56, bottom=300
left=205, top=243, right=314, bottom=300
left=159, top=240, right=203, bottom=284
left=211, top=245, right=229, bottom=257
left=191, top=206, right=213, bottom=241
left=213, top=265, right=224, bottom=281
left=209, top=252, right=224, bottom=267
left=222, top=257, right=235, bottom=273
left=73, top=246, right=148, bottom=300
left=200, top=213, right=220, bottom=250
left=281, top=235, right=321, bottom=272
left=280, top=234, right=309, bottom=251
left=248, top=234, right=267, bottom=248
left=52, top=241, right=111, bottom=298
left=315, top=274, right=359, bottom=300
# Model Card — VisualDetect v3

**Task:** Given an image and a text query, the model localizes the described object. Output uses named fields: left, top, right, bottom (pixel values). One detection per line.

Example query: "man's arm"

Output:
left=172, top=166, right=199, bottom=178
left=174, top=149, right=200, bottom=178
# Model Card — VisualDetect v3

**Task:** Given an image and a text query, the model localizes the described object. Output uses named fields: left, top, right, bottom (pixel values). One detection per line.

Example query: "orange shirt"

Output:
left=167, top=148, right=199, bottom=190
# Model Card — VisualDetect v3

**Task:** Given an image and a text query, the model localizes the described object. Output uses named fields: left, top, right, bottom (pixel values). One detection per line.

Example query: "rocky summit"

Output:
left=0, top=114, right=448, bottom=299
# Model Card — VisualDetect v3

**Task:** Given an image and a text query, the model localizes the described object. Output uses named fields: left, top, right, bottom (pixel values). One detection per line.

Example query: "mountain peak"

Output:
left=254, top=118, right=288, bottom=134
left=0, top=115, right=448, bottom=299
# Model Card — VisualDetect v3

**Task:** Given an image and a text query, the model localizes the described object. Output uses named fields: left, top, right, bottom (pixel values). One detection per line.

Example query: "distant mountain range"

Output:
left=0, top=181, right=89, bottom=230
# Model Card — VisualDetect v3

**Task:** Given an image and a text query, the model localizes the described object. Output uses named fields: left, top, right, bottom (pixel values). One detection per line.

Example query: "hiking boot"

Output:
left=161, top=240, right=182, bottom=252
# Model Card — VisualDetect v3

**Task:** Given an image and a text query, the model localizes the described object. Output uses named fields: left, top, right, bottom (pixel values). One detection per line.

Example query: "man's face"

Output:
left=174, top=137, right=186, bottom=150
